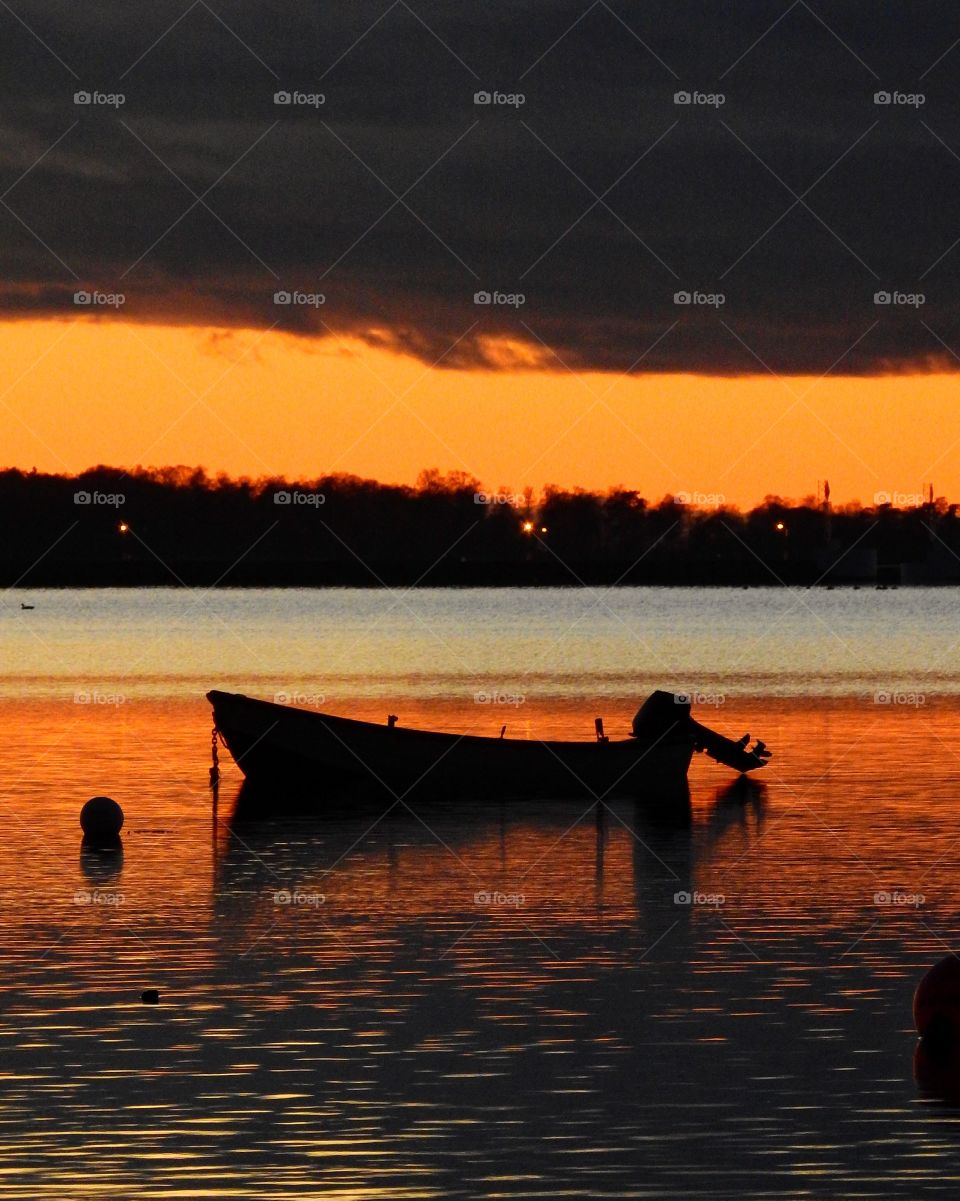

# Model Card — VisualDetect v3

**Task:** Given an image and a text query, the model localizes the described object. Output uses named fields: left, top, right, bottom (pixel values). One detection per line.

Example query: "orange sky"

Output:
left=2, top=317, right=957, bottom=508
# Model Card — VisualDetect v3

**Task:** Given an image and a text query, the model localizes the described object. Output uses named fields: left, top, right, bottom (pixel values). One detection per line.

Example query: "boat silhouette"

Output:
left=207, top=689, right=771, bottom=804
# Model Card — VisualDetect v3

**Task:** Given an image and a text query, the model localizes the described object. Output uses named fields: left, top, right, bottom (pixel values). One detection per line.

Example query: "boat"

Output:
left=206, top=689, right=771, bottom=803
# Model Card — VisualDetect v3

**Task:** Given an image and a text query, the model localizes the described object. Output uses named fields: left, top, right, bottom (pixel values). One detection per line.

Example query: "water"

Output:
left=2, top=587, right=960, bottom=1198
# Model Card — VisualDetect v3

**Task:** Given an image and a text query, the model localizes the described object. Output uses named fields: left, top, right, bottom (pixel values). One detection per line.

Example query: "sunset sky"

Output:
left=4, top=1, right=960, bottom=507
left=3, top=318, right=960, bottom=508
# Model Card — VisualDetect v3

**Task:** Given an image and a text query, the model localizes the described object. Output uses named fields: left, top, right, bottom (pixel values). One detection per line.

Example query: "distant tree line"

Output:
left=2, top=465, right=958, bottom=585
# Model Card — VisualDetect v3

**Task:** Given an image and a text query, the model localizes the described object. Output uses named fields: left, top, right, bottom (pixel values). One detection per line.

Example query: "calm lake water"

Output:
left=3, top=587, right=960, bottom=1199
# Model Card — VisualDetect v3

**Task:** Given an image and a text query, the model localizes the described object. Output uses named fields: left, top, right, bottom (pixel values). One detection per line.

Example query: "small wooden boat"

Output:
left=207, top=689, right=770, bottom=803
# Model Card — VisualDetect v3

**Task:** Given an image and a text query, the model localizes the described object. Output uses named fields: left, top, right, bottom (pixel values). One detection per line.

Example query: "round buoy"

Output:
left=914, top=956, right=960, bottom=1043
left=80, top=796, right=124, bottom=839
left=141, top=989, right=159, bottom=1005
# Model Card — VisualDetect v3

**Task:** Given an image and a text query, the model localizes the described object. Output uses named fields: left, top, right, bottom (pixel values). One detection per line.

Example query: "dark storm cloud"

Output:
left=3, top=0, right=960, bottom=373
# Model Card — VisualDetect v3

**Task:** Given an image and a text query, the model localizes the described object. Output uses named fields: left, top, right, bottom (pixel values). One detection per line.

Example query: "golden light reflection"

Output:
left=2, top=693, right=960, bottom=1001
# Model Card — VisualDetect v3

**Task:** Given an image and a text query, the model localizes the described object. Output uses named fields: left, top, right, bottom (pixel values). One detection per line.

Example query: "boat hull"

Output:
left=207, top=691, right=694, bottom=805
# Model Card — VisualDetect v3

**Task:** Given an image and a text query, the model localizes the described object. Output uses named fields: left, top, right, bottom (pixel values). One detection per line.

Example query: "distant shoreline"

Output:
left=0, top=563, right=924, bottom=588
left=4, top=466, right=956, bottom=588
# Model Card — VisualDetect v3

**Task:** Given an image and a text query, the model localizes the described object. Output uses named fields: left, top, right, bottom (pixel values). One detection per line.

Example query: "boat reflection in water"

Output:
left=215, top=773, right=767, bottom=957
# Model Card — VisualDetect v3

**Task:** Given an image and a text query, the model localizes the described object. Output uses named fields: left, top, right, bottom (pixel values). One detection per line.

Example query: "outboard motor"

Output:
left=631, top=690, right=692, bottom=741
left=632, top=690, right=772, bottom=773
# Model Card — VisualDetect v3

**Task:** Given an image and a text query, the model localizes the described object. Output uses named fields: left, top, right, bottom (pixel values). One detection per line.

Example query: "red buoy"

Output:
left=914, top=956, right=960, bottom=1042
